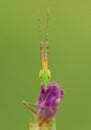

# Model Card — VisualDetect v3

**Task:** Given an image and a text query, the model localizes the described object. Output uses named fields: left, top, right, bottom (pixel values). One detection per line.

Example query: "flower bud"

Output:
left=36, top=82, right=64, bottom=119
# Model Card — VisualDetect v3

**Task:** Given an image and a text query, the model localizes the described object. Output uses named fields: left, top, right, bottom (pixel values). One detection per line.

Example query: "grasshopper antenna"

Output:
left=38, top=15, right=44, bottom=69
left=45, top=12, right=50, bottom=70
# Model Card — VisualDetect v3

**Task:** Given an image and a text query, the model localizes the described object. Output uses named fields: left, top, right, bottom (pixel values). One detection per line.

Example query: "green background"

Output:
left=0, top=0, right=91, bottom=130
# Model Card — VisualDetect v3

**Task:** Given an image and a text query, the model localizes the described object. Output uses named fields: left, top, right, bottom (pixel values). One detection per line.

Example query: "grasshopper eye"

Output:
left=47, top=69, right=51, bottom=80
left=39, top=69, right=43, bottom=80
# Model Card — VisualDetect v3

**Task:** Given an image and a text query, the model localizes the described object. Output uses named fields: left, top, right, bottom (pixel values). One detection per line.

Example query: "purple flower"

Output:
left=36, top=82, right=64, bottom=119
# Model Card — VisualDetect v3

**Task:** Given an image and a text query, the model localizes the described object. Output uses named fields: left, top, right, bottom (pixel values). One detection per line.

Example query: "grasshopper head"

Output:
left=39, top=69, right=51, bottom=84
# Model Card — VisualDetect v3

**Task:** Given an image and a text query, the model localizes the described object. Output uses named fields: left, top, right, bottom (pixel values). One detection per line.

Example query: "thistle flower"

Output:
left=23, top=82, right=64, bottom=130
left=36, top=82, right=64, bottom=120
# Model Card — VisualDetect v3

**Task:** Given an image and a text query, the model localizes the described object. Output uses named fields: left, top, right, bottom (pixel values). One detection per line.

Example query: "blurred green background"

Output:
left=0, top=0, right=91, bottom=130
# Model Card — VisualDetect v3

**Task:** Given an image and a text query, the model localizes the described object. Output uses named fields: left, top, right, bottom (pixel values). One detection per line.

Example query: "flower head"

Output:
left=36, top=82, right=64, bottom=119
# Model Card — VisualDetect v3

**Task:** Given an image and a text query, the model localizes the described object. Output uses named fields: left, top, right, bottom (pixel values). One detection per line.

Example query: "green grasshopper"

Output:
left=23, top=13, right=56, bottom=130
